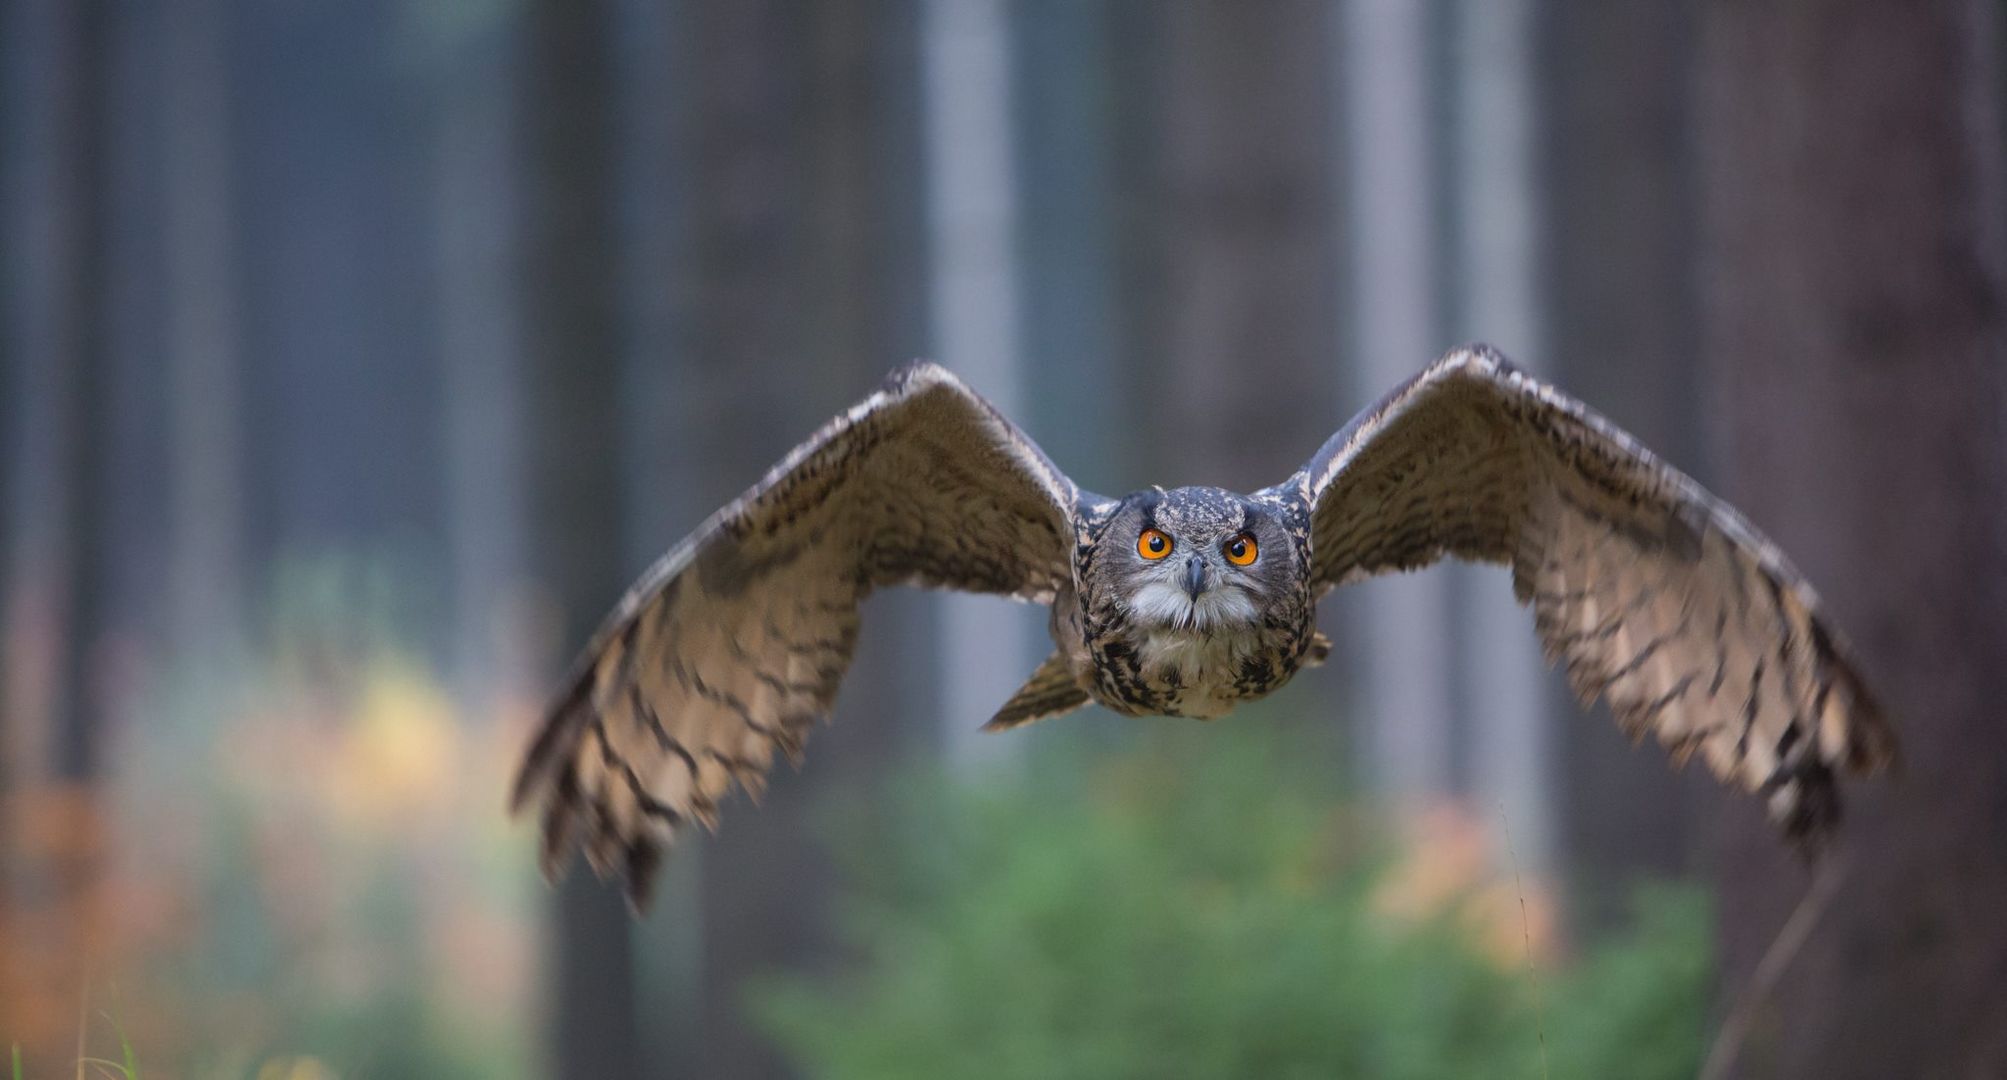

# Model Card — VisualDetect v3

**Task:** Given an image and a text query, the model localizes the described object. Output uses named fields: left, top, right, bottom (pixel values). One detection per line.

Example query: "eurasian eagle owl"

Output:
left=512, top=347, right=1895, bottom=908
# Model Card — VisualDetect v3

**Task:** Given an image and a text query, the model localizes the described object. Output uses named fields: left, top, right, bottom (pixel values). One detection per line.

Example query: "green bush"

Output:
left=754, top=726, right=1710, bottom=1080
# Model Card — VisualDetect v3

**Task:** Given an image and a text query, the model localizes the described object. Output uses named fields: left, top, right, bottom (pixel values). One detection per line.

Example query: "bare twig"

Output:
left=1698, top=853, right=1851, bottom=1080
left=1497, top=802, right=1550, bottom=1080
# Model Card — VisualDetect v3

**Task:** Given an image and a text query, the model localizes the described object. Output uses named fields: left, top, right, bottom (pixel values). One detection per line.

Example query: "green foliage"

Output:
left=1542, top=885, right=1713, bottom=1079
left=754, top=728, right=1710, bottom=1080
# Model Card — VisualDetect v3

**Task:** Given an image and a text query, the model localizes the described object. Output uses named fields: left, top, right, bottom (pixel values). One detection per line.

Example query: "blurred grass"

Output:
left=755, top=727, right=1711, bottom=1080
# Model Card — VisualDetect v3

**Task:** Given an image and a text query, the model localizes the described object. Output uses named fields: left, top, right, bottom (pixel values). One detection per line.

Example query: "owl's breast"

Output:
left=1083, top=620, right=1307, bottom=719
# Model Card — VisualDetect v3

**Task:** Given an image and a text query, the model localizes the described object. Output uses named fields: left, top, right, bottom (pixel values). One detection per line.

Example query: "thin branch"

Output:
left=1498, top=802, right=1549, bottom=1080
left=1699, top=853, right=1851, bottom=1080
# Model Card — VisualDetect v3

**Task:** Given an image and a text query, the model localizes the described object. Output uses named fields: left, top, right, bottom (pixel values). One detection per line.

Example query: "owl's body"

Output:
left=512, top=347, right=1897, bottom=910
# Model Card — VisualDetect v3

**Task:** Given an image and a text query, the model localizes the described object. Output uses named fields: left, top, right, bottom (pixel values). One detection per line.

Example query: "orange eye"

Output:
left=1138, top=528, right=1173, bottom=560
left=1224, top=533, right=1258, bottom=566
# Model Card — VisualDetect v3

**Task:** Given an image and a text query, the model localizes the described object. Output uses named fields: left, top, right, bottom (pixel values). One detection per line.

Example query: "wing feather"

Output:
left=511, top=362, right=1082, bottom=907
left=1268, top=345, right=1895, bottom=847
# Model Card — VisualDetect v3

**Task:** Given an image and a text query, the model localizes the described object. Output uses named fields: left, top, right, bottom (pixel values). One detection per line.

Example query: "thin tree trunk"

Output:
left=42, top=0, right=112, bottom=784
left=161, top=0, right=243, bottom=664
left=0, top=0, right=67, bottom=1035
left=1444, top=0, right=1555, bottom=874
left=1700, top=2, right=2007, bottom=1075
left=0, top=0, right=15, bottom=770
left=1009, top=0, right=1128, bottom=493
left=9, top=0, right=115, bottom=1057
left=47, top=16, right=111, bottom=1042
left=1542, top=0, right=1703, bottom=919
left=438, top=10, right=524, bottom=715
left=1339, top=0, right=1456, bottom=812
left=921, top=0, right=1032, bottom=768
left=521, top=1, right=643, bottom=1075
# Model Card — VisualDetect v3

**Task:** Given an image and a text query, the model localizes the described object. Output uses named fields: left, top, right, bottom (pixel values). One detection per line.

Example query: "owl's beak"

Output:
left=1183, top=557, right=1207, bottom=599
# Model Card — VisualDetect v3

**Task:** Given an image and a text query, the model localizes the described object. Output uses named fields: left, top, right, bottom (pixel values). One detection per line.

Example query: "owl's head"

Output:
left=1096, top=486, right=1300, bottom=632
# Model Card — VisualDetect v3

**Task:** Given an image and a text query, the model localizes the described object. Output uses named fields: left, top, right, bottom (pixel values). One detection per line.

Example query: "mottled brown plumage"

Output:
left=511, top=348, right=1895, bottom=909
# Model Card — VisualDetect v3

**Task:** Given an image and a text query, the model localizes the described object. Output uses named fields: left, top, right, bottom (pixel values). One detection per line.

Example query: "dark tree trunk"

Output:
left=676, top=6, right=826, bottom=1075
left=0, top=0, right=115, bottom=1056
left=521, top=1, right=643, bottom=1076
left=0, top=6, right=15, bottom=736
left=1149, top=1, right=1340, bottom=490
left=48, top=0, right=111, bottom=785
left=1540, top=0, right=1706, bottom=921
left=673, top=3, right=932, bottom=1075
left=1699, top=2, right=2007, bottom=1075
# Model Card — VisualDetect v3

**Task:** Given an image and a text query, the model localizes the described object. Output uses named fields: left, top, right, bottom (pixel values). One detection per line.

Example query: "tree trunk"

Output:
left=1444, top=0, right=1556, bottom=875
left=48, top=0, right=111, bottom=786
left=1153, top=0, right=1339, bottom=490
left=1009, top=0, right=1129, bottom=494
left=1144, top=0, right=1344, bottom=750
left=675, top=3, right=933, bottom=1074
left=0, top=0, right=113, bottom=1055
left=1339, top=0, right=1456, bottom=815
left=161, top=0, right=243, bottom=665
left=1542, top=0, right=1704, bottom=920
left=677, top=8, right=827, bottom=1075
left=921, top=0, right=1034, bottom=768
left=521, top=1, right=643, bottom=1075
left=48, top=16, right=112, bottom=1049
left=437, top=8, right=525, bottom=714
left=1700, top=2, right=2007, bottom=1075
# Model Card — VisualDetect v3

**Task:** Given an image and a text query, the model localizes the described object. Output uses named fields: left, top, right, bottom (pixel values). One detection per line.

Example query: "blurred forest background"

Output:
left=3, top=1, right=2004, bottom=1077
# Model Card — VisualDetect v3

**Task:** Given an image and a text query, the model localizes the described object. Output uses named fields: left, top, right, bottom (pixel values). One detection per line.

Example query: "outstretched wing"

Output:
left=1265, top=345, right=1896, bottom=846
left=510, top=362, right=1082, bottom=907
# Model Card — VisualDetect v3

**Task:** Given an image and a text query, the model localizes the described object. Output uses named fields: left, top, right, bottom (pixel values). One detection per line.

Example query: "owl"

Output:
left=511, top=346, right=1896, bottom=908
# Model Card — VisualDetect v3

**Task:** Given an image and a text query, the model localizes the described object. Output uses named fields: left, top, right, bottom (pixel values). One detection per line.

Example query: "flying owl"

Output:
left=511, top=346, right=1896, bottom=908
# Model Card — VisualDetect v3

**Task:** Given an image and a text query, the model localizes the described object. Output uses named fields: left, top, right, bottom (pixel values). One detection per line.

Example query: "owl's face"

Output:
left=1097, top=487, right=1300, bottom=632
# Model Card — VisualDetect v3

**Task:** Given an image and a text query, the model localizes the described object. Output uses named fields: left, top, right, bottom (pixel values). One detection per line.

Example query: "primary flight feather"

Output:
left=510, top=346, right=1895, bottom=909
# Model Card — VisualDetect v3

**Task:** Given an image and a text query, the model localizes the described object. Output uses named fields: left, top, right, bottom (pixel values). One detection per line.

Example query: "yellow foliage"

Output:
left=331, top=664, right=460, bottom=830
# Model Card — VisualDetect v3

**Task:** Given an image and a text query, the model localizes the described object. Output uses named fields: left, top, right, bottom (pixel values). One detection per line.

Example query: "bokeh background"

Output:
left=3, top=1, right=2003, bottom=1077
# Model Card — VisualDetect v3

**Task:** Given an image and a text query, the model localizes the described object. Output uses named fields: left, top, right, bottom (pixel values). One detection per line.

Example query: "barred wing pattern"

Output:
left=510, top=363, right=1080, bottom=907
left=1271, top=346, right=1896, bottom=845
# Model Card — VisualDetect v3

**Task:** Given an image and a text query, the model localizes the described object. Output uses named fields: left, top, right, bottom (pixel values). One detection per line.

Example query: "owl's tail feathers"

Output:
left=984, top=652, right=1091, bottom=733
